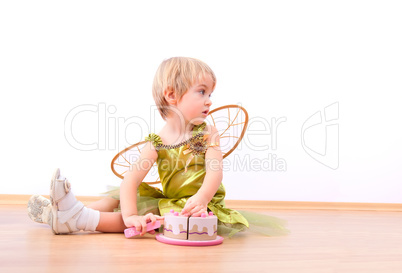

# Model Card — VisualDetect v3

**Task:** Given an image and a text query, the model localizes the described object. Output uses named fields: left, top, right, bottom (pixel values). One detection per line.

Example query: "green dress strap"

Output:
left=144, top=122, right=207, bottom=150
left=192, top=122, right=207, bottom=137
left=145, top=133, right=163, bottom=148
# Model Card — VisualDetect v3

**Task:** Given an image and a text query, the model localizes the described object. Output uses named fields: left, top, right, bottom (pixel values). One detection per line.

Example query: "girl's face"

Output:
left=176, top=75, right=214, bottom=126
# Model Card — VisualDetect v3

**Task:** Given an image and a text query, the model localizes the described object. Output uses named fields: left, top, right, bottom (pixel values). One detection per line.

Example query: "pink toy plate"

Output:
left=156, top=234, right=223, bottom=246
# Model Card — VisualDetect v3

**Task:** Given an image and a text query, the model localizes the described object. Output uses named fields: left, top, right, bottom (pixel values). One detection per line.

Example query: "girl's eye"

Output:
left=199, top=90, right=205, bottom=95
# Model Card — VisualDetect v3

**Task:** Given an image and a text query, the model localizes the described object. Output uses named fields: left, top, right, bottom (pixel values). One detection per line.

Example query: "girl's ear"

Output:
left=163, top=87, right=177, bottom=105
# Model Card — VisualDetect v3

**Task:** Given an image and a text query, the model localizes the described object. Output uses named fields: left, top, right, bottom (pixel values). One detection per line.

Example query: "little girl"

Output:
left=28, top=57, right=287, bottom=236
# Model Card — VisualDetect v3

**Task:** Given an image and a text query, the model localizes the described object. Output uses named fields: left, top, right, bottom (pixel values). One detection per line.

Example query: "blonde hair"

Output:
left=152, top=57, right=216, bottom=120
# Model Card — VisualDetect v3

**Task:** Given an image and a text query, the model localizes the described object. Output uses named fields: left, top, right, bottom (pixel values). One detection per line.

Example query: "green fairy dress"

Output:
left=109, top=122, right=288, bottom=237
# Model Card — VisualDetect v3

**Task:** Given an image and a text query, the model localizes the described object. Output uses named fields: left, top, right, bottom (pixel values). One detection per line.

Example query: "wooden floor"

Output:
left=1, top=205, right=402, bottom=273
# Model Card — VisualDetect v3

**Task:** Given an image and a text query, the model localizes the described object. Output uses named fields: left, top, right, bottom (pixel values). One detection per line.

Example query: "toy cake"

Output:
left=163, top=210, right=217, bottom=241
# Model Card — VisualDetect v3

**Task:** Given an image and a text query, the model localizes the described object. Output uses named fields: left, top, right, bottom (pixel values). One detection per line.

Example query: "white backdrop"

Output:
left=1, top=1, right=401, bottom=203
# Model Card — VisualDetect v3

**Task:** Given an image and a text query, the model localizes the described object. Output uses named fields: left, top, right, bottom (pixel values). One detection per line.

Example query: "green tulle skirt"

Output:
left=105, top=185, right=289, bottom=238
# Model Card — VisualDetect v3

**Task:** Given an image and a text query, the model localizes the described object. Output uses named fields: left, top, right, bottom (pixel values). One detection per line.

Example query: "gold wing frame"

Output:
left=111, top=105, right=249, bottom=184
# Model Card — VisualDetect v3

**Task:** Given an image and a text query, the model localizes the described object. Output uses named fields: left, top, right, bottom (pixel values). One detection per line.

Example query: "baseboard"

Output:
left=1, top=194, right=401, bottom=211
left=0, top=194, right=103, bottom=206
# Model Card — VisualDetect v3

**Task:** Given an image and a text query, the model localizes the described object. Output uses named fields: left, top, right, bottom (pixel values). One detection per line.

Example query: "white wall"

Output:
left=1, top=1, right=401, bottom=203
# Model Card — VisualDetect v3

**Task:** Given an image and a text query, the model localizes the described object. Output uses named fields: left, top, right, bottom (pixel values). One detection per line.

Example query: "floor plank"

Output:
left=1, top=205, right=402, bottom=272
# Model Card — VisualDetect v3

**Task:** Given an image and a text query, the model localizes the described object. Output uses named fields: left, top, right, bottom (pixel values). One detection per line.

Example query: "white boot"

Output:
left=27, top=195, right=52, bottom=224
left=50, top=168, right=99, bottom=235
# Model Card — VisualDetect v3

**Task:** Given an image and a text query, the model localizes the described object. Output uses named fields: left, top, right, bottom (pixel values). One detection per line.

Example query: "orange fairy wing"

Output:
left=110, top=140, right=160, bottom=185
left=205, top=105, right=249, bottom=159
left=110, top=105, right=249, bottom=183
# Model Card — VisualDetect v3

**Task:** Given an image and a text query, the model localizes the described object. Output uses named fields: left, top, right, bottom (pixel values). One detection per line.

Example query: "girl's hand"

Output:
left=181, top=194, right=209, bottom=217
left=124, top=213, right=164, bottom=236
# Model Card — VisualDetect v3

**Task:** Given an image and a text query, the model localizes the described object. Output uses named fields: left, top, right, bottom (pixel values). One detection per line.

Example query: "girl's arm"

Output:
left=120, top=141, right=161, bottom=235
left=182, top=125, right=223, bottom=216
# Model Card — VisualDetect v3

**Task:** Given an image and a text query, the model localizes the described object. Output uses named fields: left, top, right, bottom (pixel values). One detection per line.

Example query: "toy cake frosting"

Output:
left=163, top=210, right=217, bottom=241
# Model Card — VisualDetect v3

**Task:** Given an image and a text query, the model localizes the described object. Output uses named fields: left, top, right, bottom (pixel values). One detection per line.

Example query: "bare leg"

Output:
left=87, top=197, right=120, bottom=212
left=88, top=198, right=126, bottom=233
left=96, top=212, right=126, bottom=232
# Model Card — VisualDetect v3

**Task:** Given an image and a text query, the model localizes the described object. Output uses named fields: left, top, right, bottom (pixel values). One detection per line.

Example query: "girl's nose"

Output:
left=205, top=97, right=212, bottom=106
